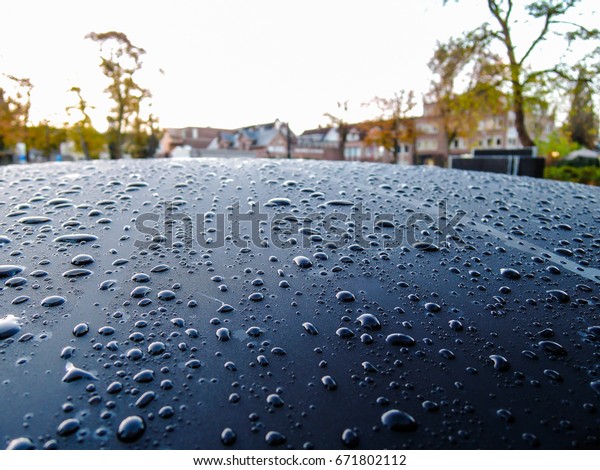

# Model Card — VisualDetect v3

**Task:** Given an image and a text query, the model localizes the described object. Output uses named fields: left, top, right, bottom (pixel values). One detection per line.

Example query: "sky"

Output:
left=0, top=0, right=597, bottom=133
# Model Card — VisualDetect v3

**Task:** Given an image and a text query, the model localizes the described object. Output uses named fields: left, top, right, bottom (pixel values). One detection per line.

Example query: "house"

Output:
left=209, top=119, right=296, bottom=158
left=159, top=127, right=233, bottom=157
left=293, top=127, right=343, bottom=160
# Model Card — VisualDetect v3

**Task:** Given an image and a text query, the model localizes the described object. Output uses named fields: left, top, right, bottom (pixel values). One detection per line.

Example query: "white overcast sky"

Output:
left=0, top=0, right=597, bottom=133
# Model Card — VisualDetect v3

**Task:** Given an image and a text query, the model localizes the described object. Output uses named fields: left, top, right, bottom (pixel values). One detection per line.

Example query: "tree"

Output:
left=128, top=112, right=162, bottom=158
left=0, top=74, right=33, bottom=151
left=427, top=28, right=506, bottom=154
left=66, top=86, right=102, bottom=159
left=324, top=100, right=350, bottom=159
left=86, top=31, right=150, bottom=159
left=25, top=122, right=67, bottom=158
left=536, top=128, right=580, bottom=158
left=366, top=90, right=417, bottom=164
left=566, top=66, right=598, bottom=148
left=445, top=0, right=600, bottom=147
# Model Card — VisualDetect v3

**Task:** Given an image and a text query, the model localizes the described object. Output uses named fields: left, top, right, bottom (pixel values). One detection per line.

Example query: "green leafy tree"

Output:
left=535, top=128, right=580, bottom=158
left=366, top=90, right=418, bottom=163
left=566, top=66, right=598, bottom=148
left=25, top=122, right=67, bottom=158
left=66, top=86, right=106, bottom=159
left=428, top=28, right=507, bottom=154
left=86, top=31, right=150, bottom=159
left=444, top=0, right=600, bottom=147
left=0, top=74, right=33, bottom=151
left=128, top=112, right=162, bottom=158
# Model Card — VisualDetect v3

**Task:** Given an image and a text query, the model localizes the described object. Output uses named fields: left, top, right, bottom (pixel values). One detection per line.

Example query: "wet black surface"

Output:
left=0, top=158, right=599, bottom=449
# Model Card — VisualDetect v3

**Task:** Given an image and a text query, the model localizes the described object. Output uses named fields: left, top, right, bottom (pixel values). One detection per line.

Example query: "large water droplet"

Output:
left=381, top=409, right=418, bottom=432
left=117, top=416, right=146, bottom=443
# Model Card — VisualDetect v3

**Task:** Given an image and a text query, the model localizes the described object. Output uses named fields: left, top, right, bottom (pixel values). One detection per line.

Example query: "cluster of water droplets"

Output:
left=0, top=159, right=598, bottom=449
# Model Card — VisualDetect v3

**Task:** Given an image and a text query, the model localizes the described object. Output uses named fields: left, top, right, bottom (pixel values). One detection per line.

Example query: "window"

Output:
left=192, top=128, right=198, bottom=139
left=487, top=138, right=493, bottom=147
left=496, top=138, right=502, bottom=146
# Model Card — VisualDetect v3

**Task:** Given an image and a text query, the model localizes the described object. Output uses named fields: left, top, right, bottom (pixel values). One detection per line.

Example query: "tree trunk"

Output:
left=512, top=81, right=534, bottom=147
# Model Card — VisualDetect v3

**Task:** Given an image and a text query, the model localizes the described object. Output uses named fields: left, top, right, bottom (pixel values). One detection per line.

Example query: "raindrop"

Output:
left=56, top=418, right=80, bottom=437
left=0, top=315, right=21, bottom=340
left=293, top=256, right=313, bottom=268
left=500, top=268, right=521, bottom=280
left=357, top=313, right=381, bottom=330
left=216, top=328, right=231, bottom=341
left=381, top=409, right=418, bottom=432
left=386, top=333, right=416, bottom=347
left=302, top=322, right=318, bottom=335
left=336, top=291, right=356, bottom=302
left=72, top=323, right=89, bottom=337
left=221, top=428, right=236, bottom=446
left=117, top=416, right=146, bottom=443
left=265, top=431, right=286, bottom=446
left=489, top=355, right=510, bottom=372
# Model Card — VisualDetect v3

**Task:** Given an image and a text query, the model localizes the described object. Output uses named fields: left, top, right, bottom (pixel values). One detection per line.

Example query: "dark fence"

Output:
left=450, top=147, right=545, bottom=178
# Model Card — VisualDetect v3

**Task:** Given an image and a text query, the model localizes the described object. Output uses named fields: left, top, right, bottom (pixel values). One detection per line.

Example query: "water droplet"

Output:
left=18, top=216, right=51, bottom=224
left=0, top=315, right=21, bottom=340
left=412, top=242, right=439, bottom=252
left=341, top=429, right=359, bottom=448
left=72, top=323, right=89, bottom=337
left=357, top=313, right=381, bottom=330
left=546, top=290, right=570, bottom=303
left=221, top=428, right=236, bottom=446
left=135, top=391, right=156, bottom=409
left=321, top=375, right=337, bottom=390
left=489, top=355, right=510, bottom=371
left=266, top=394, right=285, bottom=407
left=293, top=256, right=313, bottom=268
left=496, top=409, right=515, bottom=423
left=302, top=322, right=318, bottom=335
left=62, top=362, right=98, bottom=382
left=4, top=277, right=27, bottom=287
left=500, top=268, right=521, bottom=280
left=131, top=273, right=151, bottom=283
left=131, top=286, right=152, bottom=298
left=267, top=197, right=291, bottom=206
left=424, top=302, right=441, bottom=313
left=422, top=400, right=439, bottom=412
left=56, top=418, right=80, bottom=437
left=148, top=341, right=166, bottom=355
left=53, top=234, right=98, bottom=243
left=336, top=327, right=355, bottom=339
left=246, top=326, right=263, bottom=337
left=133, top=369, right=155, bottom=383
left=386, top=333, right=416, bottom=347
left=381, top=409, right=417, bottom=432
left=71, top=254, right=95, bottom=266
left=543, top=369, right=563, bottom=383
left=336, top=291, right=356, bottom=302
left=216, top=328, right=231, bottom=341
left=538, top=340, right=567, bottom=356
left=41, top=295, right=66, bottom=307
left=6, top=437, right=35, bottom=450
left=117, top=416, right=146, bottom=443
left=0, top=265, right=25, bottom=278
left=439, top=348, right=455, bottom=360
left=265, top=431, right=286, bottom=446
left=107, top=381, right=123, bottom=394
left=150, top=264, right=170, bottom=273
